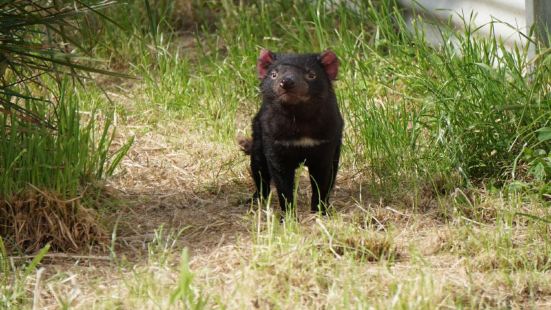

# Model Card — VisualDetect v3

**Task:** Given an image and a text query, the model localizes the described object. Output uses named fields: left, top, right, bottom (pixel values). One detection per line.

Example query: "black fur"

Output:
left=247, top=50, right=344, bottom=215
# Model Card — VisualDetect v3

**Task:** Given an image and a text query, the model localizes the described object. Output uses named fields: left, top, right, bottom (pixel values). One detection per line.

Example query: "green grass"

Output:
left=104, top=0, right=549, bottom=192
left=2, top=0, right=550, bottom=308
left=344, top=7, right=550, bottom=198
left=0, top=238, right=49, bottom=308
left=0, top=84, right=128, bottom=198
left=0, top=0, right=134, bottom=253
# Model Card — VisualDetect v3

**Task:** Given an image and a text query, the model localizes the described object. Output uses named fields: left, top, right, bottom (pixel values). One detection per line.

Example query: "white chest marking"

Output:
left=275, top=137, right=328, bottom=147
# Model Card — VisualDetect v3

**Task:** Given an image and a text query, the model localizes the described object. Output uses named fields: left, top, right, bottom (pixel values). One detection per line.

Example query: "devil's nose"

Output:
left=279, top=77, right=295, bottom=90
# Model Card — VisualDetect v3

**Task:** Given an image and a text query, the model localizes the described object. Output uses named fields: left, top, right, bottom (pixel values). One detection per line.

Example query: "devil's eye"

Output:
left=270, top=71, right=278, bottom=79
left=306, top=71, right=316, bottom=80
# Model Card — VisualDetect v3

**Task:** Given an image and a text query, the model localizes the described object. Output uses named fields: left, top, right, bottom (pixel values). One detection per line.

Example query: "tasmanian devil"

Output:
left=240, top=49, right=343, bottom=215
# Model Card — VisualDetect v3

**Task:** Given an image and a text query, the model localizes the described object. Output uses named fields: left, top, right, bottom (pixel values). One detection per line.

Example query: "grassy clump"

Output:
left=0, top=88, right=123, bottom=198
left=345, top=4, right=550, bottom=199
left=0, top=190, right=107, bottom=253
left=0, top=1, right=132, bottom=252
left=402, top=20, right=549, bottom=183
left=0, top=82, right=130, bottom=252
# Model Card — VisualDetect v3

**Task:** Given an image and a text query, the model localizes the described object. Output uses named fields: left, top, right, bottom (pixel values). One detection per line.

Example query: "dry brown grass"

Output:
left=0, top=188, right=107, bottom=253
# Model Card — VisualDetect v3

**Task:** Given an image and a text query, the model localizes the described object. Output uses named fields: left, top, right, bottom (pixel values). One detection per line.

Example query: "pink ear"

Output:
left=319, top=50, right=339, bottom=80
left=257, top=49, right=275, bottom=79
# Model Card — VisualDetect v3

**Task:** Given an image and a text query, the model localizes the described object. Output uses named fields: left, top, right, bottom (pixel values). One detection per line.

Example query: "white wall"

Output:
left=397, top=0, right=528, bottom=46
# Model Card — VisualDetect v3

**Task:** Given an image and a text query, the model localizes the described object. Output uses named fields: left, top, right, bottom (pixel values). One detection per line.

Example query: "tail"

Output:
left=237, top=136, right=253, bottom=155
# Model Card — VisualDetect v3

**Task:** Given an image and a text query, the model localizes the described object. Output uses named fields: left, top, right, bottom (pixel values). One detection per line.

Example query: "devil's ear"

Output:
left=257, top=49, right=275, bottom=79
left=318, top=50, right=339, bottom=80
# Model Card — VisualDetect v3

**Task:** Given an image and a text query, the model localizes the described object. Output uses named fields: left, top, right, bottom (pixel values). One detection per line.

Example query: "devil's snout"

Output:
left=279, top=77, right=295, bottom=90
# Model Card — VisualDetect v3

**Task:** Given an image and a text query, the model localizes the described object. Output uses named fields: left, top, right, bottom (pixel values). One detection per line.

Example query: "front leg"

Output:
left=307, top=157, right=336, bottom=215
left=269, top=163, right=296, bottom=215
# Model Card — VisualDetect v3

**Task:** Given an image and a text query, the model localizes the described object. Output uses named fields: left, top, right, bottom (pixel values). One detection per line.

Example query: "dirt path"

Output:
left=106, top=122, right=253, bottom=257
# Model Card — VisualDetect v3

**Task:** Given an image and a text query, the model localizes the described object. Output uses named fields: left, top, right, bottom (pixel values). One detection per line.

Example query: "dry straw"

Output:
left=0, top=187, right=107, bottom=253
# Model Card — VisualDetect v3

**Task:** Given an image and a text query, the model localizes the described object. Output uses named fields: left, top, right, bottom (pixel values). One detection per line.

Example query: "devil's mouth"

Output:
left=276, top=92, right=310, bottom=103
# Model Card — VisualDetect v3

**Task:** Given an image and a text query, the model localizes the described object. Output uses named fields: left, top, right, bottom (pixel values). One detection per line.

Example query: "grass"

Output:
left=0, top=83, right=131, bottom=252
left=2, top=0, right=550, bottom=308
left=0, top=1, right=133, bottom=252
left=0, top=85, right=124, bottom=197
